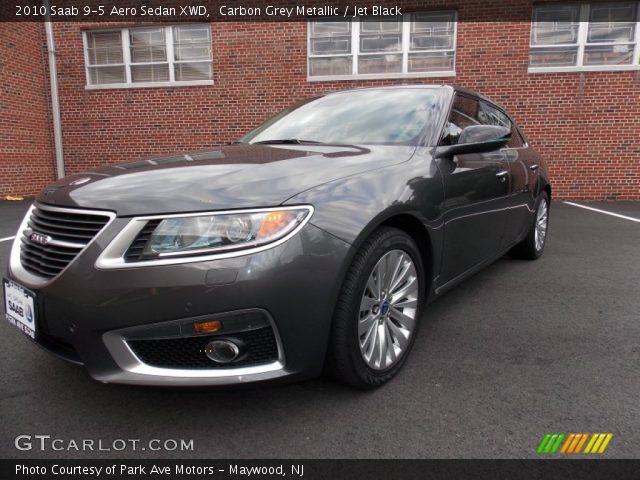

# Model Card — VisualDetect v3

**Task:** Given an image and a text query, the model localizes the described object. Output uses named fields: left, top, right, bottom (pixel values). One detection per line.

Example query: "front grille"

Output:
left=20, top=205, right=111, bottom=278
left=127, top=327, right=279, bottom=369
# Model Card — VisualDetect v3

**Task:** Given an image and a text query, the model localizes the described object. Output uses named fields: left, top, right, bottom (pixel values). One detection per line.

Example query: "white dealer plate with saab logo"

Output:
left=3, top=279, right=36, bottom=339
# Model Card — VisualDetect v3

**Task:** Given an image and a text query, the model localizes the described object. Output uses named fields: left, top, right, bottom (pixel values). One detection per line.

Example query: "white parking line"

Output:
left=564, top=202, right=640, bottom=223
left=0, top=236, right=16, bottom=243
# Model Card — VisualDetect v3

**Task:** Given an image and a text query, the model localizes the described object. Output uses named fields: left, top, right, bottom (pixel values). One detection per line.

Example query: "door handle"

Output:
left=496, top=170, right=508, bottom=182
left=529, top=164, right=539, bottom=171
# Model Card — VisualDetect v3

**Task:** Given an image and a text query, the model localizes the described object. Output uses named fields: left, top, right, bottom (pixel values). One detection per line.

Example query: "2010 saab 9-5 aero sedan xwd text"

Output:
left=4, top=86, right=550, bottom=388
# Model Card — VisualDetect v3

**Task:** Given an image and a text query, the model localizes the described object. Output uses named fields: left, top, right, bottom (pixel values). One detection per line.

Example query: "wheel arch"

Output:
left=380, top=214, right=434, bottom=291
left=349, top=210, right=437, bottom=297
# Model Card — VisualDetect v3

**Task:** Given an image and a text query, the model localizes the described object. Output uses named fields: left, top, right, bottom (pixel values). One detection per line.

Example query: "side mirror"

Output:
left=435, top=125, right=511, bottom=159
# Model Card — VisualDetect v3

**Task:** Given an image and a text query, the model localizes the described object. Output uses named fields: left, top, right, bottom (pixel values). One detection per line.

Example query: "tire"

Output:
left=510, top=192, right=550, bottom=260
left=326, top=227, right=425, bottom=389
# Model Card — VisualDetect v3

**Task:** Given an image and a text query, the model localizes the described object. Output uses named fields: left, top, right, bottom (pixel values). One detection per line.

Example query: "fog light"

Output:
left=204, top=339, right=241, bottom=364
left=193, top=320, right=222, bottom=333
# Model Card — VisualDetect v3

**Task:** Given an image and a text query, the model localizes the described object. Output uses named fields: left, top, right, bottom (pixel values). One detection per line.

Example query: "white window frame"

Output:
left=529, top=2, right=640, bottom=73
left=83, top=25, right=214, bottom=89
left=307, top=12, right=457, bottom=81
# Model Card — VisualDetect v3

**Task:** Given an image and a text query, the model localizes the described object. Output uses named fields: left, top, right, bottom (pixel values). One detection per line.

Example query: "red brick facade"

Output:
left=0, top=22, right=56, bottom=196
left=1, top=5, right=639, bottom=199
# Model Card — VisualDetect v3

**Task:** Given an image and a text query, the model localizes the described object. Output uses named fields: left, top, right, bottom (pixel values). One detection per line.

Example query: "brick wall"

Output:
left=0, top=22, right=56, bottom=196
left=1, top=1, right=639, bottom=199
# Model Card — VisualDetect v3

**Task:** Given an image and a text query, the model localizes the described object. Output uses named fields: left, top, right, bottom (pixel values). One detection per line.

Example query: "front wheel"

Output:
left=326, top=227, right=425, bottom=389
left=511, top=192, right=550, bottom=260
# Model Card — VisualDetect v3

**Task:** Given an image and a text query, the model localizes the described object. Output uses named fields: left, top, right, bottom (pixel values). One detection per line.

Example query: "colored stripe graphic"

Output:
left=560, top=433, right=575, bottom=453
left=536, top=434, right=552, bottom=454
left=550, top=433, right=565, bottom=453
left=584, top=433, right=613, bottom=454
left=598, top=434, right=613, bottom=453
left=584, top=434, right=598, bottom=453
left=574, top=433, right=589, bottom=453
left=538, top=433, right=613, bottom=454
left=537, top=433, right=565, bottom=454
left=568, top=434, right=581, bottom=453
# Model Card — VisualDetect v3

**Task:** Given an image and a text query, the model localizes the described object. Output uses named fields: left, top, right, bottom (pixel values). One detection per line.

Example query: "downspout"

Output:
left=44, top=0, right=65, bottom=179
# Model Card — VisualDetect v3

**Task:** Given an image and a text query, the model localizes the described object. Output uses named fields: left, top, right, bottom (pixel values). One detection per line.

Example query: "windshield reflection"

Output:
left=241, top=88, right=443, bottom=146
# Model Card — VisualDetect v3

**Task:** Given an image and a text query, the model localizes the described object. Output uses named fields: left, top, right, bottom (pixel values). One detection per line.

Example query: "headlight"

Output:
left=139, top=206, right=312, bottom=258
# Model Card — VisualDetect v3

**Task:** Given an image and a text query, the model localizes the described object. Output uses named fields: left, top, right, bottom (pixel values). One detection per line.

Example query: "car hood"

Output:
left=37, top=144, right=416, bottom=216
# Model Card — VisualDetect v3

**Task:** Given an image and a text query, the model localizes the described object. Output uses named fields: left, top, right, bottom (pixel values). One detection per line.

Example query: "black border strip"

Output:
left=2, top=0, right=638, bottom=22
left=3, top=459, right=640, bottom=480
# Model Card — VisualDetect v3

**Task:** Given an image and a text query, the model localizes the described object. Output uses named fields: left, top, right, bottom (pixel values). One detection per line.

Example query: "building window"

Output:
left=83, top=25, right=212, bottom=88
left=308, top=12, right=457, bottom=80
left=529, top=2, right=640, bottom=72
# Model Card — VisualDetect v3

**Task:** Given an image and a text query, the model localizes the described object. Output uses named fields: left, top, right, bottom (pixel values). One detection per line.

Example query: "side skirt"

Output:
left=430, top=237, right=525, bottom=299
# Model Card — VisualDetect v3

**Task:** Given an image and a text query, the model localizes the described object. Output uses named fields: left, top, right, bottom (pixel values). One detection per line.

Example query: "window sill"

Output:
left=307, top=71, right=456, bottom=82
left=528, top=65, right=640, bottom=74
left=85, top=80, right=214, bottom=90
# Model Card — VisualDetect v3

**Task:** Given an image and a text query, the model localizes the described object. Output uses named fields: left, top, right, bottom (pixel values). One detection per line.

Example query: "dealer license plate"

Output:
left=3, top=278, right=36, bottom=339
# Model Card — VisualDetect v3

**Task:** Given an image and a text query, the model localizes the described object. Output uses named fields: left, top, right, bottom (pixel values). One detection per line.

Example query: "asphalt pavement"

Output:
left=0, top=199, right=638, bottom=459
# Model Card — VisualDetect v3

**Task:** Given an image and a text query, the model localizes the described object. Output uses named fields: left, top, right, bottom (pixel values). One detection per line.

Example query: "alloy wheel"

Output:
left=535, top=199, right=549, bottom=251
left=358, top=249, right=419, bottom=370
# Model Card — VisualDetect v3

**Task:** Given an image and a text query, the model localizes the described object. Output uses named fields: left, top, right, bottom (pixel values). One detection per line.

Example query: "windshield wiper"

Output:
left=252, top=139, right=325, bottom=145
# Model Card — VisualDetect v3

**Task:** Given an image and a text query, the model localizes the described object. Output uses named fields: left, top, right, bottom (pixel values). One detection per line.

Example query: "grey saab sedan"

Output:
left=4, top=85, right=550, bottom=388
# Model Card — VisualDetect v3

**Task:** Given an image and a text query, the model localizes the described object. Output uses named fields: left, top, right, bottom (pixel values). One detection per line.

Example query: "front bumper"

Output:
left=8, top=210, right=351, bottom=386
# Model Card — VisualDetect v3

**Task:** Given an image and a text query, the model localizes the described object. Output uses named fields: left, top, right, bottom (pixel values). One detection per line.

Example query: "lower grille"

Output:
left=20, top=205, right=112, bottom=279
left=127, top=327, right=279, bottom=369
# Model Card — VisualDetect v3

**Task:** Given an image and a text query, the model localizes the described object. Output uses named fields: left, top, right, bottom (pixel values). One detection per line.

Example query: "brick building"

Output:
left=1, top=1, right=639, bottom=199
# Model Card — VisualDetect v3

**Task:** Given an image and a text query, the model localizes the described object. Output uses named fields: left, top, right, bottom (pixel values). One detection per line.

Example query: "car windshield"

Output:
left=239, top=88, right=444, bottom=146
